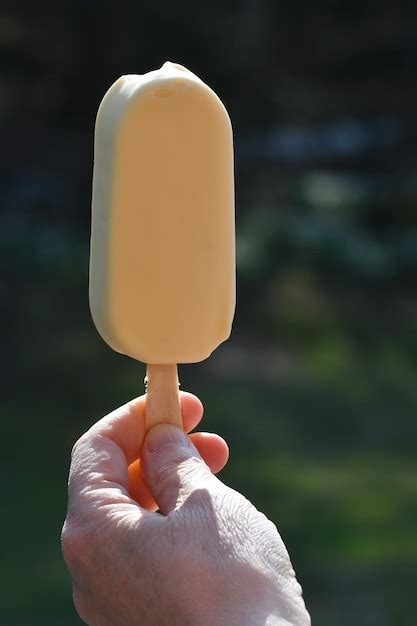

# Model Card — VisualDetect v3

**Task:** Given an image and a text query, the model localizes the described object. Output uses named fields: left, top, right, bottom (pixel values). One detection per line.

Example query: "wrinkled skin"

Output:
left=61, top=392, right=310, bottom=626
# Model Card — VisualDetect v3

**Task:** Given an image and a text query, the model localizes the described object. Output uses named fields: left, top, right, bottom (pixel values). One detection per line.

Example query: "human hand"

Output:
left=61, top=393, right=310, bottom=626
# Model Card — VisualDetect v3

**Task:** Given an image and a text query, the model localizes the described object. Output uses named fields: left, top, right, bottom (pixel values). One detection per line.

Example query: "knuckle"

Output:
left=61, top=517, right=96, bottom=571
left=61, top=519, right=82, bottom=565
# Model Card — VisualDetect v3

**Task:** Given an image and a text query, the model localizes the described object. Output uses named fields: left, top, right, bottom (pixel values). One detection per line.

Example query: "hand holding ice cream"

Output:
left=62, top=394, right=310, bottom=626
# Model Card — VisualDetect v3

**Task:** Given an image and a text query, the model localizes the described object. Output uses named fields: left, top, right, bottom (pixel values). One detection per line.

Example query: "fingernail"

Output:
left=145, top=424, right=189, bottom=453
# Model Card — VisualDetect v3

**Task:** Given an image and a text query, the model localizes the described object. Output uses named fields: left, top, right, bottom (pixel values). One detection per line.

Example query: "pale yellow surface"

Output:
left=89, top=62, right=235, bottom=364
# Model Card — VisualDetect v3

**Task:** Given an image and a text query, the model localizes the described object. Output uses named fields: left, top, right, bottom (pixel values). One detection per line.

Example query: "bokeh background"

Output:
left=1, top=2, right=417, bottom=625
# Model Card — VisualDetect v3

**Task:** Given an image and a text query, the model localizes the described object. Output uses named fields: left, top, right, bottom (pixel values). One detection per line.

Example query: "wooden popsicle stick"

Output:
left=145, top=364, right=182, bottom=430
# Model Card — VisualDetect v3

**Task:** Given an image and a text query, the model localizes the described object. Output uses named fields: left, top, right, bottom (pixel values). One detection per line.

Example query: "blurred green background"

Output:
left=1, top=2, right=417, bottom=625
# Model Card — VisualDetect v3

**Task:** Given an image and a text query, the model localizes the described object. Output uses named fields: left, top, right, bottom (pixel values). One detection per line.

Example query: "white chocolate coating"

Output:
left=89, top=62, right=235, bottom=364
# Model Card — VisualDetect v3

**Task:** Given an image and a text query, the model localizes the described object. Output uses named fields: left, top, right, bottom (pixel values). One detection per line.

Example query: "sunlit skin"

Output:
left=62, top=391, right=310, bottom=626
left=127, top=392, right=229, bottom=510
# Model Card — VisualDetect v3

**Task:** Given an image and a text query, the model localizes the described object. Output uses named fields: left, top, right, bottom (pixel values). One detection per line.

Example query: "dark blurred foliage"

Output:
left=1, top=2, right=416, bottom=625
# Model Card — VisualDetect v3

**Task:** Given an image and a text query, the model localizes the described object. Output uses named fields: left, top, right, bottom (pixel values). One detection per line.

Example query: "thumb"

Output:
left=141, top=424, right=215, bottom=515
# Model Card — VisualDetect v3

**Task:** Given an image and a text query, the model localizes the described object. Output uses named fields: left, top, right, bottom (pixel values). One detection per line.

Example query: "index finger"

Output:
left=67, top=392, right=203, bottom=514
left=77, top=391, right=203, bottom=469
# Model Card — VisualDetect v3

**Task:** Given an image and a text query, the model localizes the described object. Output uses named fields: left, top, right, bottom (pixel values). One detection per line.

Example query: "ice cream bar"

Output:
left=89, top=62, right=235, bottom=428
